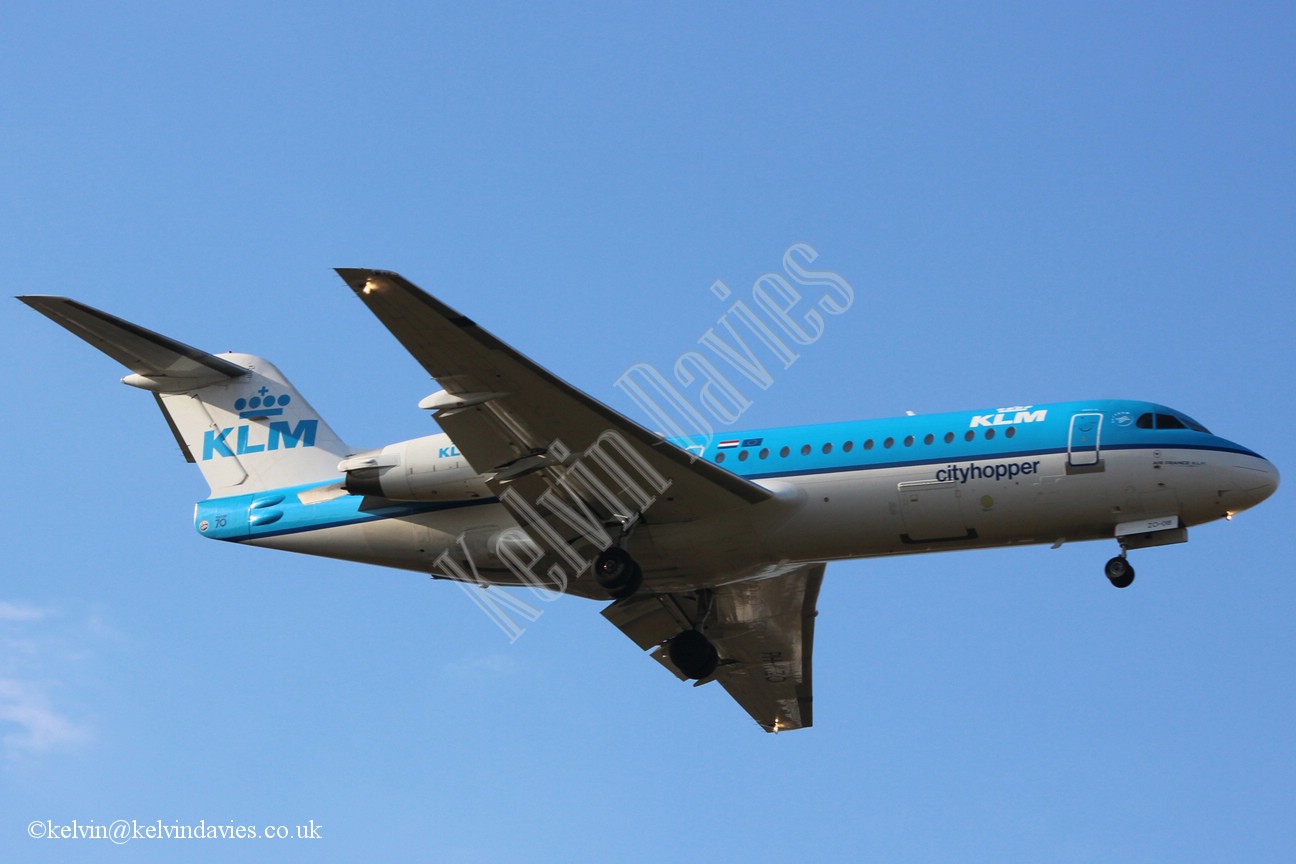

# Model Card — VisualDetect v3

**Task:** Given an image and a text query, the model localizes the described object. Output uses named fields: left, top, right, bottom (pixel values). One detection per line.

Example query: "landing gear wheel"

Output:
left=668, top=629, right=719, bottom=680
left=1105, top=556, right=1135, bottom=589
left=593, top=547, right=643, bottom=599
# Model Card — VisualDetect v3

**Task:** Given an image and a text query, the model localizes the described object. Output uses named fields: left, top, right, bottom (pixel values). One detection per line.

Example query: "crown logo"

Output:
left=235, top=386, right=292, bottom=419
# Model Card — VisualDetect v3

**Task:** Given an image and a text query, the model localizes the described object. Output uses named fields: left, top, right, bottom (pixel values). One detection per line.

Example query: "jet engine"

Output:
left=339, top=435, right=490, bottom=501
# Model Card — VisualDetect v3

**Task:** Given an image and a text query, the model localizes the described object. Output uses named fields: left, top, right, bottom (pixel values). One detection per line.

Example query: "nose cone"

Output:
left=1223, top=454, right=1279, bottom=515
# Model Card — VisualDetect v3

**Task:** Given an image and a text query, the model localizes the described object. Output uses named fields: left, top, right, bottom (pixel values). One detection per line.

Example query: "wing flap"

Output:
left=603, top=563, right=825, bottom=731
left=710, top=564, right=822, bottom=732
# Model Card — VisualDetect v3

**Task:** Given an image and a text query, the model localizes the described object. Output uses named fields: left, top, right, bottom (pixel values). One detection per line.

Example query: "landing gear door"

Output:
left=1067, top=412, right=1103, bottom=470
left=896, top=479, right=973, bottom=543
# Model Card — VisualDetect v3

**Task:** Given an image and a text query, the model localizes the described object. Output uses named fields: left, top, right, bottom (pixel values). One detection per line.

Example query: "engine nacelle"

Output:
left=338, top=435, right=490, bottom=501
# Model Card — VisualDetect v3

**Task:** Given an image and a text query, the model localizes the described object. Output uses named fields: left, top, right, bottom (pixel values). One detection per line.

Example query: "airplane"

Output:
left=19, top=269, right=1279, bottom=732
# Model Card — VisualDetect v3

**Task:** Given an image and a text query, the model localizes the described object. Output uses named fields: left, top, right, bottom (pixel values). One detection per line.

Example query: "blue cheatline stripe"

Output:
left=195, top=480, right=502, bottom=542
left=202, top=438, right=1259, bottom=541
left=666, top=398, right=1265, bottom=477
left=715, top=442, right=1262, bottom=482
left=241, top=496, right=501, bottom=541
left=197, top=400, right=1265, bottom=540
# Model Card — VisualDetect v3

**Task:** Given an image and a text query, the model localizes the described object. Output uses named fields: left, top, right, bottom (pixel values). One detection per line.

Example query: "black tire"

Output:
left=594, top=547, right=642, bottom=599
left=668, top=629, right=719, bottom=680
left=1105, top=556, right=1135, bottom=588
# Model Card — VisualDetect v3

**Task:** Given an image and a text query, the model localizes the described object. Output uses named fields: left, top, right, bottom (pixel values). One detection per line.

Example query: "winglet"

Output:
left=17, top=295, right=248, bottom=391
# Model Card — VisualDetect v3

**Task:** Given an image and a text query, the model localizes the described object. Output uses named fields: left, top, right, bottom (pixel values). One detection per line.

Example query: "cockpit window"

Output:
left=1136, top=411, right=1211, bottom=433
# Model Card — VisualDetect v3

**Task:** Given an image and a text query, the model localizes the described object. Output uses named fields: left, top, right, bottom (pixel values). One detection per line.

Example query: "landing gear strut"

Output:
left=1105, top=554, right=1135, bottom=589
left=593, top=546, right=642, bottom=599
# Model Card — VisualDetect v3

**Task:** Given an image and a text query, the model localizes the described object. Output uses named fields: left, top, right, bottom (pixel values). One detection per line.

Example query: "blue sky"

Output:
left=3, top=2, right=1294, bottom=861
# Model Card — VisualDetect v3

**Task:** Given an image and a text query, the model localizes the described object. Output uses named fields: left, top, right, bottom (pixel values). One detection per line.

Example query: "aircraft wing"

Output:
left=335, top=268, right=772, bottom=524
left=338, top=269, right=813, bottom=729
left=603, top=563, right=824, bottom=731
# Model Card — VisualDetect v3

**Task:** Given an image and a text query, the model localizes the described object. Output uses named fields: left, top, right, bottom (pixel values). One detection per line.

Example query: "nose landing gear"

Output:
left=1104, top=554, right=1135, bottom=589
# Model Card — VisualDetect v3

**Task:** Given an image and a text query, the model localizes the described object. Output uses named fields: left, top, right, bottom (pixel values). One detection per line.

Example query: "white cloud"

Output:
left=0, top=601, right=48, bottom=622
left=0, top=678, right=91, bottom=753
left=0, top=601, right=94, bottom=760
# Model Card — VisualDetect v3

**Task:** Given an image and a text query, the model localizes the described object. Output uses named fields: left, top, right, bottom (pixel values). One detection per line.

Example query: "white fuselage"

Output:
left=209, top=400, right=1277, bottom=599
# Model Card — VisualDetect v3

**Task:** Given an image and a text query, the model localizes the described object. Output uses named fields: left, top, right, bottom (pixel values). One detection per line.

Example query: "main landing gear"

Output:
left=667, top=628, right=720, bottom=680
left=593, top=546, right=643, bottom=599
left=593, top=514, right=720, bottom=681
left=667, top=589, right=720, bottom=680
left=1104, top=554, right=1135, bottom=589
left=593, top=545, right=721, bottom=680
left=593, top=513, right=647, bottom=600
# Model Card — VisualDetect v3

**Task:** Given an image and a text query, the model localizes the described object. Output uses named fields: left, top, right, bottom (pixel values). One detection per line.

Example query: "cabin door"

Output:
left=1067, top=412, right=1104, bottom=469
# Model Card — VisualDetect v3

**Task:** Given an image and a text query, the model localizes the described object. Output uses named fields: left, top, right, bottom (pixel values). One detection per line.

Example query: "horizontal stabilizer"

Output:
left=18, top=295, right=248, bottom=391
